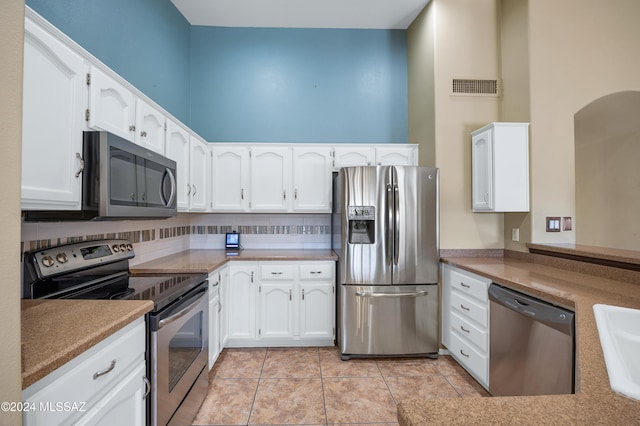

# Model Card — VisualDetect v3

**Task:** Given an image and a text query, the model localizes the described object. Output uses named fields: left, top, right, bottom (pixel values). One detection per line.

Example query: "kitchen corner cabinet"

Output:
left=442, top=263, right=490, bottom=389
left=23, top=318, right=147, bottom=426
left=211, top=145, right=250, bottom=212
left=22, top=15, right=87, bottom=211
left=471, top=122, right=529, bottom=212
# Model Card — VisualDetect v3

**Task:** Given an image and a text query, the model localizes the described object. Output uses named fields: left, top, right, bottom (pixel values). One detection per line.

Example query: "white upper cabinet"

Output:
left=332, top=145, right=418, bottom=170
left=87, top=65, right=136, bottom=141
left=375, top=145, right=418, bottom=166
left=165, top=120, right=191, bottom=211
left=471, top=122, right=529, bottom=212
left=333, top=146, right=375, bottom=169
left=249, top=146, right=292, bottom=212
left=21, top=15, right=86, bottom=211
left=211, top=145, right=250, bottom=212
left=135, top=99, right=165, bottom=154
left=292, top=147, right=333, bottom=212
left=189, top=136, right=211, bottom=212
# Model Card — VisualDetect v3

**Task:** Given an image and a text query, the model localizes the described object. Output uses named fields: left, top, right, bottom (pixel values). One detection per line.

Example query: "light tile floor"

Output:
left=193, top=347, right=489, bottom=425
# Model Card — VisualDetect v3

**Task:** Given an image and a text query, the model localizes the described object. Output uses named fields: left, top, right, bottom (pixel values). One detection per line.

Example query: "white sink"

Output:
left=593, top=304, right=640, bottom=401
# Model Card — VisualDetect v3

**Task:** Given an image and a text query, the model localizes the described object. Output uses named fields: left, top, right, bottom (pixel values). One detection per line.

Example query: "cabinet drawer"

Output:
left=260, top=264, right=295, bottom=281
left=449, top=267, right=490, bottom=303
left=449, top=330, right=488, bottom=387
left=23, top=319, right=145, bottom=424
left=450, top=310, right=488, bottom=353
left=299, top=263, right=334, bottom=281
left=451, top=290, right=488, bottom=328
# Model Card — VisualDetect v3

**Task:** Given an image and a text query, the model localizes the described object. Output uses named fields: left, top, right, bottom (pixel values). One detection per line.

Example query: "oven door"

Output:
left=150, top=283, right=208, bottom=426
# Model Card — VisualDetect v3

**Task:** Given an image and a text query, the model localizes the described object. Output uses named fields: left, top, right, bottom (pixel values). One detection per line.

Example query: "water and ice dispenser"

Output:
left=347, top=206, right=375, bottom=244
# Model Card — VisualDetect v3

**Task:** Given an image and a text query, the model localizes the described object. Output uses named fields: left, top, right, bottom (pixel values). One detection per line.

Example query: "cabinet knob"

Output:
left=129, top=125, right=136, bottom=132
left=187, top=184, right=191, bottom=196
left=140, top=130, right=147, bottom=138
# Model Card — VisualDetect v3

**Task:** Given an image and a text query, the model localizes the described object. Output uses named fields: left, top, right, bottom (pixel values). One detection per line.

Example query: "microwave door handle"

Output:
left=160, top=168, right=176, bottom=207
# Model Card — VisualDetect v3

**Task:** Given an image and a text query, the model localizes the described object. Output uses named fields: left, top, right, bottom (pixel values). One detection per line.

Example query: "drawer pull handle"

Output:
left=460, top=325, right=470, bottom=333
left=310, top=271, right=322, bottom=275
left=143, top=376, right=151, bottom=400
left=93, top=360, right=116, bottom=380
left=460, top=304, right=470, bottom=311
left=460, top=349, right=470, bottom=358
left=460, top=282, right=470, bottom=288
left=271, top=272, right=283, bottom=275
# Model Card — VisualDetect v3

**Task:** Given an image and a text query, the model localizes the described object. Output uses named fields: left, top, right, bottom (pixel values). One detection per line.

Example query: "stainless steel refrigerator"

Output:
left=333, top=166, right=439, bottom=360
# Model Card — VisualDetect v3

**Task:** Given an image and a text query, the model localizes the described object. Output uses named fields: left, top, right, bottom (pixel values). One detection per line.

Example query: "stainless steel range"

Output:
left=22, top=239, right=209, bottom=426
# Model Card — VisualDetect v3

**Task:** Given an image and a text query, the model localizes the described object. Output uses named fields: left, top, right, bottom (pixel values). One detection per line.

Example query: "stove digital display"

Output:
left=80, top=245, right=112, bottom=260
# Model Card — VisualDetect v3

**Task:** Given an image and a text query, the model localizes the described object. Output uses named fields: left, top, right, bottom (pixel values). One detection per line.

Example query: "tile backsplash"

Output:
left=21, top=213, right=332, bottom=264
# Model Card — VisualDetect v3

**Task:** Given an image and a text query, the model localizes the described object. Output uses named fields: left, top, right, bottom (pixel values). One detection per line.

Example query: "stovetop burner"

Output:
left=22, top=239, right=207, bottom=312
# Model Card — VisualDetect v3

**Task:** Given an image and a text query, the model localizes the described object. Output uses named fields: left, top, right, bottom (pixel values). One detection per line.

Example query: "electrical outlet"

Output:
left=563, top=217, right=572, bottom=231
left=511, top=228, right=520, bottom=242
left=546, top=217, right=561, bottom=232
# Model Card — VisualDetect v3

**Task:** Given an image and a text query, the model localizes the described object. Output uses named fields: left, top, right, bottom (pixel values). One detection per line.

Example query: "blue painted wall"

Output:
left=26, top=0, right=192, bottom=124
left=190, top=27, right=408, bottom=143
left=25, top=1, right=409, bottom=143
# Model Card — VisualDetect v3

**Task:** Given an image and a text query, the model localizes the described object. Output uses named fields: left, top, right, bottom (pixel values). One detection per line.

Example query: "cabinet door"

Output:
left=165, top=120, right=190, bottom=211
left=249, top=147, right=291, bottom=212
left=219, top=266, right=229, bottom=347
left=189, top=137, right=210, bottom=211
left=292, top=147, right=333, bottom=212
left=258, top=283, right=294, bottom=340
left=211, top=146, right=249, bottom=211
left=88, top=66, right=136, bottom=141
left=135, top=99, right=165, bottom=154
left=299, top=283, right=334, bottom=340
left=21, top=17, right=85, bottom=211
left=333, top=146, right=375, bottom=169
left=227, top=264, right=256, bottom=341
left=375, top=146, right=417, bottom=166
left=74, top=362, right=146, bottom=426
left=471, top=128, right=494, bottom=211
left=209, top=291, right=221, bottom=370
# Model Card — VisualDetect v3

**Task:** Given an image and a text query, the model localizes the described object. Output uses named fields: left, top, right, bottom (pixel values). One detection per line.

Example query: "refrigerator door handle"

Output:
left=393, top=183, right=400, bottom=266
left=355, top=290, right=431, bottom=298
left=386, top=182, right=394, bottom=266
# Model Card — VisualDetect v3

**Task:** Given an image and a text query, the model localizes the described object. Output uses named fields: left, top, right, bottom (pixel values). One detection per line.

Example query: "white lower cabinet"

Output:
left=225, top=261, right=335, bottom=348
left=442, top=263, right=490, bottom=389
left=227, top=263, right=258, bottom=344
left=23, top=318, right=147, bottom=425
left=208, top=268, right=222, bottom=370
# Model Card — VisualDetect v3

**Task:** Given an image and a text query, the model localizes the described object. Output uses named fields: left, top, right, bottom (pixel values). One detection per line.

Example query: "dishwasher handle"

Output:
left=488, top=283, right=574, bottom=336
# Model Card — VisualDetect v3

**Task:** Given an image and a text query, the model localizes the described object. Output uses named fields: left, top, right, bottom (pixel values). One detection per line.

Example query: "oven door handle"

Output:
left=157, top=287, right=208, bottom=330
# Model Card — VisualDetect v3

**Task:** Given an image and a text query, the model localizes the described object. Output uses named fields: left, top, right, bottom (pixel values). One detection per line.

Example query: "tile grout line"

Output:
left=245, top=348, right=269, bottom=425
left=317, top=347, right=329, bottom=425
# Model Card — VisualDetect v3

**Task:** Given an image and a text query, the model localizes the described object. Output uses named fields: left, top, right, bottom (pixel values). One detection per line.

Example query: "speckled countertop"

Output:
left=398, top=254, right=640, bottom=425
left=130, top=249, right=338, bottom=274
left=22, top=299, right=153, bottom=389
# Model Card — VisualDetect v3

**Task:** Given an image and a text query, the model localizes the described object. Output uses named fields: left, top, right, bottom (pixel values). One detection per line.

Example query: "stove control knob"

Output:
left=41, top=255, right=54, bottom=268
left=119, top=244, right=127, bottom=252
left=56, top=253, right=68, bottom=264
left=112, top=244, right=120, bottom=252
left=126, top=243, right=133, bottom=251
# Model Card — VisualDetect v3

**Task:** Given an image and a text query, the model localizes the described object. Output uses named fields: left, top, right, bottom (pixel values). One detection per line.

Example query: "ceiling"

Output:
left=170, top=0, right=431, bottom=29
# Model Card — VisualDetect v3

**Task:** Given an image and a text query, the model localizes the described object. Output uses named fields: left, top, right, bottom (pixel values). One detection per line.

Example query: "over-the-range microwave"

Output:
left=24, top=131, right=177, bottom=221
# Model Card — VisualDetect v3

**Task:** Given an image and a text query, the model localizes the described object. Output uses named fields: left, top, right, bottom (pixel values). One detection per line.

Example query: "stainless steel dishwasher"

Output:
left=489, top=284, right=575, bottom=396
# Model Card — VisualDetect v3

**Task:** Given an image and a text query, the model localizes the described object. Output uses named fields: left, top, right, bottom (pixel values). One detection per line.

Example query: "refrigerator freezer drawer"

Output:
left=339, top=284, right=438, bottom=359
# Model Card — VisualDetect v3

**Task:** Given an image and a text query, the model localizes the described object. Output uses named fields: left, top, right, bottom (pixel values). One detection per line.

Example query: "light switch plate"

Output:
left=546, top=217, right=561, bottom=232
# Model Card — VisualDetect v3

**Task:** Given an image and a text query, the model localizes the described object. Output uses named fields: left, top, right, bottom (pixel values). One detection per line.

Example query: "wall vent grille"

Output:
left=451, top=78, right=501, bottom=97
